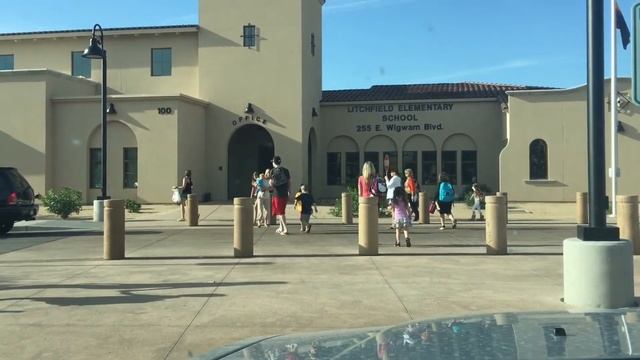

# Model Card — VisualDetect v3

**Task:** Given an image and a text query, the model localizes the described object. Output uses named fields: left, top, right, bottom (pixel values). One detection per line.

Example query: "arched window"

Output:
left=529, top=139, right=548, bottom=180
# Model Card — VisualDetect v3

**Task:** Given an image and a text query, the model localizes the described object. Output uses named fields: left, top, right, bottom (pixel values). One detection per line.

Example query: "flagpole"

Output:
left=610, top=0, right=618, bottom=217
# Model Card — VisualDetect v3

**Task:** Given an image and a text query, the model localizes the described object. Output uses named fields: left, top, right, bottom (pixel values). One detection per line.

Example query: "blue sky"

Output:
left=1, top=0, right=636, bottom=90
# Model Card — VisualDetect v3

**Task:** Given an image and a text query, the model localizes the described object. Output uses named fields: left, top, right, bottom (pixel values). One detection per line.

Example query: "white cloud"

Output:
left=423, top=59, right=542, bottom=82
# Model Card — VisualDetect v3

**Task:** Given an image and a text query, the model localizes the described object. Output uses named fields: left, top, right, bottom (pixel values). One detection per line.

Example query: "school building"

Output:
left=1, top=0, right=638, bottom=203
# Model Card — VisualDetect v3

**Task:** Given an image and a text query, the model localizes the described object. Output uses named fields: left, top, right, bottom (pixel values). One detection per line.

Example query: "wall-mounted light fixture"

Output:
left=312, top=107, right=319, bottom=118
left=244, top=103, right=255, bottom=115
left=617, top=121, right=625, bottom=133
left=106, top=103, right=117, bottom=115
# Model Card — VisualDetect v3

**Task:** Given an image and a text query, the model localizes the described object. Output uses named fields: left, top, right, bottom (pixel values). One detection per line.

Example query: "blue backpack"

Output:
left=438, top=182, right=455, bottom=202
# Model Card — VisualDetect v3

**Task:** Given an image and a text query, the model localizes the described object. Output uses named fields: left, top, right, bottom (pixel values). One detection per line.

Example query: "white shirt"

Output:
left=386, top=175, right=402, bottom=200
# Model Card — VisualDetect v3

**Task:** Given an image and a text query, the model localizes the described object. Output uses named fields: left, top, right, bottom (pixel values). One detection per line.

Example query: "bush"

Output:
left=125, top=199, right=142, bottom=213
left=42, top=187, right=83, bottom=219
left=463, top=183, right=492, bottom=208
left=329, top=186, right=390, bottom=218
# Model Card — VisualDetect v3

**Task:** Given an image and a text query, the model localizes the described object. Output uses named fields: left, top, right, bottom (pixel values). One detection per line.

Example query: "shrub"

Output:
left=463, top=183, right=492, bottom=209
left=329, top=186, right=390, bottom=218
left=42, top=187, right=83, bottom=219
left=125, top=199, right=142, bottom=213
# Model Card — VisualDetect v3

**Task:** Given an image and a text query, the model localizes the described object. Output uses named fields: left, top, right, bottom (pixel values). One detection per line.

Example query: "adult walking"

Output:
left=434, top=173, right=457, bottom=230
left=178, top=170, right=193, bottom=222
left=404, top=168, right=419, bottom=221
left=270, top=156, right=291, bottom=235
left=358, top=161, right=377, bottom=198
left=255, top=172, right=269, bottom=227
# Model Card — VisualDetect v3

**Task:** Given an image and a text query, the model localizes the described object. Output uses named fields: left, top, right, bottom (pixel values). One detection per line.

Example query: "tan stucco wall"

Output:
left=501, top=78, right=640, bottom=202
left=177, top=101, right=207, bottom=200
left=0, top=32, right=199, bottom=96
left=199, top=0, right=321, bottom=199
left=51, top=95, right=207, bottom=203
left=317, top=100, right=504, bottom=199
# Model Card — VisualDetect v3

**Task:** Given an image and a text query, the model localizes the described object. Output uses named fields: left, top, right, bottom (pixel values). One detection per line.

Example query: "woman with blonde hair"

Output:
left=357, top=161, right=377, bottom=198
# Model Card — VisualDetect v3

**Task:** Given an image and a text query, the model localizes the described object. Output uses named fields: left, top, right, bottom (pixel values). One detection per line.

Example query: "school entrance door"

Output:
left=227, top=124, right=274, bottom=199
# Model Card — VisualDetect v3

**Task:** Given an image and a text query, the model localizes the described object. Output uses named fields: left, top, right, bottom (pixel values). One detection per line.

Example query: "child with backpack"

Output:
left=390, top=187, right=412, bottom=247
left=294, top=184, right=317, bottom=233
left=434, top=173, right=457, bottom=230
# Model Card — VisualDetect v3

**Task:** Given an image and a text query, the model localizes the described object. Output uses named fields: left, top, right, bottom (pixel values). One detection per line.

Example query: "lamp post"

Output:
left=82, top=24, right=110, bottom=200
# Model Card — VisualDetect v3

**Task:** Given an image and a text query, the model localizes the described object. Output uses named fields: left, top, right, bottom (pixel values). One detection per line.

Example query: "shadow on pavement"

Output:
left=0, top=281, right=288, bottom=307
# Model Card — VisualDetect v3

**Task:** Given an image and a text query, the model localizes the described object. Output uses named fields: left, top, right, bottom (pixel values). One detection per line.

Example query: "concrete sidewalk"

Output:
left=1, top=208, right=639, bottom=359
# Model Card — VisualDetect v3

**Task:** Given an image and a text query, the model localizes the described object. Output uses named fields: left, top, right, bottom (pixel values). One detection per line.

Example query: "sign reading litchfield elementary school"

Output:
left=347, top=102, right=453, bottom=133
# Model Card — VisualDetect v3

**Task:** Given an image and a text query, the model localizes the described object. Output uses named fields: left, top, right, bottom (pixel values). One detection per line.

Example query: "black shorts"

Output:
left=437, top=201, right=453, bottom=215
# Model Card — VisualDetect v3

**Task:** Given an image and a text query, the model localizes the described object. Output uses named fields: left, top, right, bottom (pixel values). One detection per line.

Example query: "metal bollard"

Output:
left=358, top=196, right=378, bottom=256
left=418, top=191, right=429, bottom=224
left=577, top=192, right=588, bottom=225
left=104, top=199, right=125, bottom=260
left=186, top=194, right=199, bottom=226
left=496, top=192, right=508, bottom=224
left=486, top=195, right=507, bottom=255
left=234, top=197, right=253, bottom=258
left=342, top=192, right=353, bottom=225
left=617, top=195, right=640, bottom=255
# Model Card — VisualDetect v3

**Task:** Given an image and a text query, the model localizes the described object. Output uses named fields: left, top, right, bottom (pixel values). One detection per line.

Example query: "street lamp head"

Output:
left=82, top=36, right=104, bottom=59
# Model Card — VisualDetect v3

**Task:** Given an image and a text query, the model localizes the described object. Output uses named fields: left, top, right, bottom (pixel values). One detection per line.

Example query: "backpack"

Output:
left=376, top=176, right=387, bottom=193
left=271, top=167, right=288, bottom=187
left=438, top=182, right=455, bottom=202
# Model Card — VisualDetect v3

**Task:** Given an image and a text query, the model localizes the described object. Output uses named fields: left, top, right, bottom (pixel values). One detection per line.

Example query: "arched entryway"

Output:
left=228, top=124, right=274, bottom=199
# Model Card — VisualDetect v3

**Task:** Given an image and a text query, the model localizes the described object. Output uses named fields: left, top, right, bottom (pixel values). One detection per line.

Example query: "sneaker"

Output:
left=306, top=225, right=312, bottom=233
left=405, top=238, right=411, bottom=247
left=439, top=226, right=445, bottom=230
left=177, top=218, right=185, bottom=222
left=452, top=221, right=457, bottom=229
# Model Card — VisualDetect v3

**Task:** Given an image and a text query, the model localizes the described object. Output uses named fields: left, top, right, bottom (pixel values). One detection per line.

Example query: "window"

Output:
left=345, top=152, right=359, bottom=185
left=421, top=151, right=437, bottom=185
left=90, top=148, right=102, bottom=189
left=242, top=24, right=257, bottom=48
left=461, top=151, right=477, bottom=185
left=327, top=152, right=341, bottom=185
left=529, top=139, right=548, bottom=180
left=71, top=51, right=91, bottom=78
left=151, top=48, right=172, bottom=76
left=0, top=54, right=14, bottom=70
left=364, top=152, right=379, bottom=175
left=441, top=151, right=457, bottom=184
left=311, top=33, right=316, bottom=56
left=123, top=148, right=138, bottom=189
left=402, top=151, right=417, bottom=179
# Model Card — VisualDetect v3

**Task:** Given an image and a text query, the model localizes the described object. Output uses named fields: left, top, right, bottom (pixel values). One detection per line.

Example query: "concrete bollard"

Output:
left=234, top=197, right=253, bottom=258
left=617, top=195, right=640, bottom=255
left=93, top=199, right=104, bottom=222
left=342, top=192, right=353, bottom=225
left=358, top=196, right=378, bottom=256
left=496, top=192, right=508, bottom=224
left=419, top=191, right=429, bottom=224
left=486, top=195, right=507, bottom=255
left=577, top=192, right=588, bottom=225
left=186, top=194, right=199, bottom=226
left=104, top=199, right=125, bottom=260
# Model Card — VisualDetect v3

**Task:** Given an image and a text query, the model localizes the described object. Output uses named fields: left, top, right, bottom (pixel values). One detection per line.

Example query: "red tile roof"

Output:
left=321, top=82, right=553, bottom=103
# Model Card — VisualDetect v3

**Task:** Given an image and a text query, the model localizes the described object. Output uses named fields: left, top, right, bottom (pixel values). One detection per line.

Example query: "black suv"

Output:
left=0, top=167, right=38, bottom=235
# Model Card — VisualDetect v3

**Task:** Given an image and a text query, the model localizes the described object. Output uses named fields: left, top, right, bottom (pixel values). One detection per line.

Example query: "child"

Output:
left=470, top=183, right=484, bottom=221
left=255, top=173, right=269, bottom=227
left=294, top=184, right=318, bottom=233
left=390, top=187, right=412, bottom=247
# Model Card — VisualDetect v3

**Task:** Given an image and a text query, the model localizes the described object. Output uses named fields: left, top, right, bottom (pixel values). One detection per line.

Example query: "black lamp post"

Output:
left=82, top=24, right=110, bottom=200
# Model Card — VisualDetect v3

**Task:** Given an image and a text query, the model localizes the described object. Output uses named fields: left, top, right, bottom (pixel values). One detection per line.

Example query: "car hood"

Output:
left=197, top=309, right=640, bottom=359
